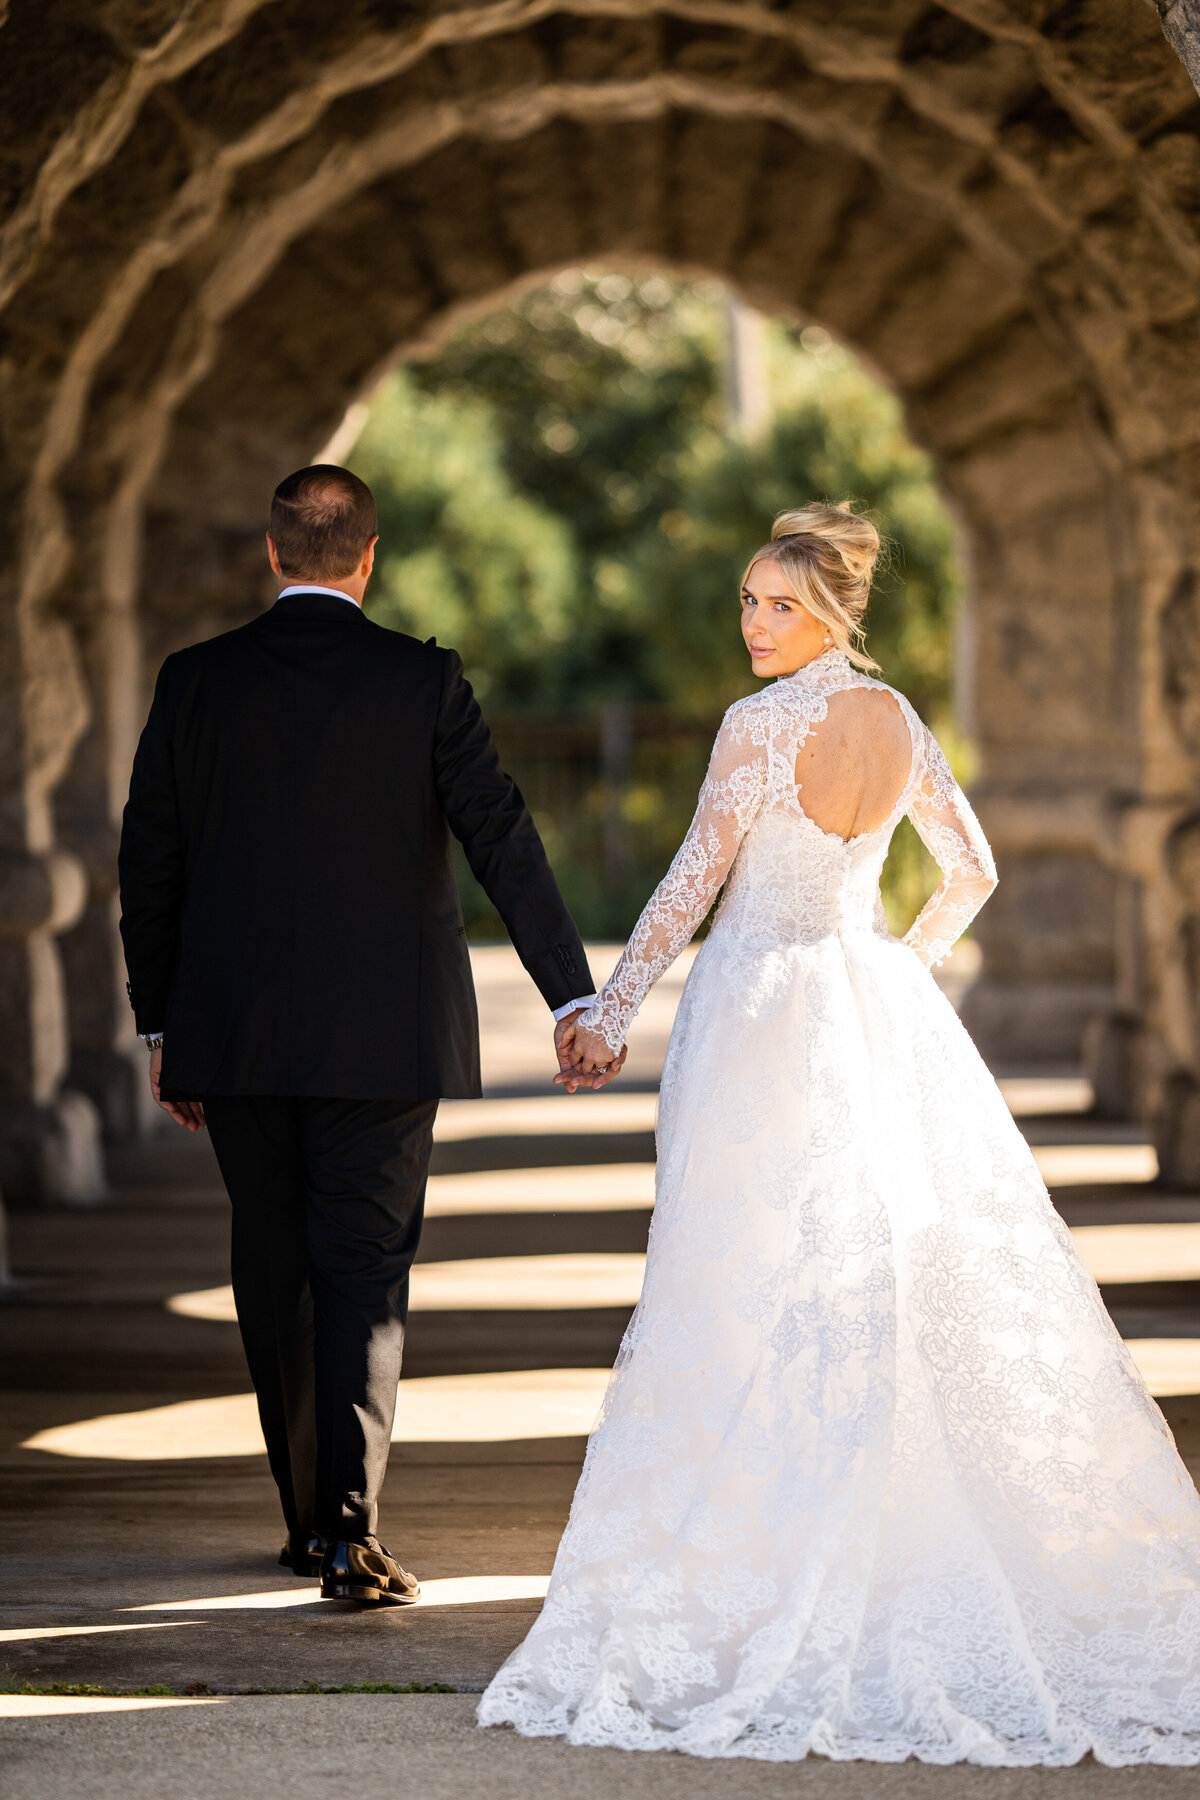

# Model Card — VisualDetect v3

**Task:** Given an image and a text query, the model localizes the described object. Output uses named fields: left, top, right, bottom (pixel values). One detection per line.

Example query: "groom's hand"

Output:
left=553, top=1010, right=627, bottom=1093
left=149, top=1046, right=206, bottom=1132
left=554, top=1015, right=627, bottom=1093
left=553, top=1008, right=589, bottom=1093
left=582, top=1040, right=627, bottom=1091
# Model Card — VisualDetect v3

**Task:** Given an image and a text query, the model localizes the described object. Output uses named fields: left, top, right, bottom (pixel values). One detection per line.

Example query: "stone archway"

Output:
left=3, top=0, right=1200, bottom=1201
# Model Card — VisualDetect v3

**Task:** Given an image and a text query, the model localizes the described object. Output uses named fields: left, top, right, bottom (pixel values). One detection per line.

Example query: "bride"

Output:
left=477, top=505, right=1200, bottom=1766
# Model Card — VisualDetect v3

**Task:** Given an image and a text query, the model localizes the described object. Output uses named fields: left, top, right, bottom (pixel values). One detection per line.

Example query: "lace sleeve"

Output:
left=902, top=720, right=997, bottom=968
left=580, top=702, right=770, bottom=1056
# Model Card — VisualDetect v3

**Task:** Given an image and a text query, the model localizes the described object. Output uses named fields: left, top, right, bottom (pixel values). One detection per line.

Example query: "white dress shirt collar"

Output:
left=277, top=583, right=360, bottom=607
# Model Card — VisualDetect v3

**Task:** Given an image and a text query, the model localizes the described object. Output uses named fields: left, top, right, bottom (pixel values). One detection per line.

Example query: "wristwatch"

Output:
left=143, top=1033, right=164, bottom=1053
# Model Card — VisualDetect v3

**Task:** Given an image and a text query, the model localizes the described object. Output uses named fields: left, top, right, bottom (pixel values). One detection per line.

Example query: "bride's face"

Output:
left=740, top=559, right=831, bottom=678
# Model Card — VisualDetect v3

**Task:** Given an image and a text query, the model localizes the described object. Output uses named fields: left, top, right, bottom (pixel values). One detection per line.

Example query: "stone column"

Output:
left=942, top=440, right=1134, bottom=1070
left=1124, top=482, right=1200, bottom=1183
left=1153, top=0, right=1200, bottom=92
left=1143, top=3, right=1200, bottom=1173
left=0, top=571, right=104, bottom=1207
left=55, top=531, right=158, bottom=1143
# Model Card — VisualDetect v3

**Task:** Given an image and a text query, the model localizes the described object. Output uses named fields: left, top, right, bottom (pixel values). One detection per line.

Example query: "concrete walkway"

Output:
left=6, top=1692, right=1200, bottom=1800
left=2, top=944, right=1198, bottom=1794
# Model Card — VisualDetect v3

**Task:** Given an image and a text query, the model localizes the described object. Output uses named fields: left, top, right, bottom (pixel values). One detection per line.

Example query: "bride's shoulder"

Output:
left=840, top=672, right=922, bottom=730
left=718, top=687, right=775, bottom=744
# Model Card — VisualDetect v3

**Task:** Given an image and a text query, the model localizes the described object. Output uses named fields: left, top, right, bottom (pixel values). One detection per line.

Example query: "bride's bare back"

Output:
left=793, top=687, right=913, bottom=844
left=581, top=650, right=998, bottom=1059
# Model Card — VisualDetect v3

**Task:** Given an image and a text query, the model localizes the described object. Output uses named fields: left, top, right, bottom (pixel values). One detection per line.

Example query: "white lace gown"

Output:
left=477, top=649, right=1200, bottom=1766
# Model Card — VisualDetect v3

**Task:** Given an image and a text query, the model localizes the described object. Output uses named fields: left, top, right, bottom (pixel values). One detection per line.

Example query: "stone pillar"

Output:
left=1122, top=490, right=1200, bottom=1182
left=1153, top=0, right=1200, bottom=92
left=943, top=444, right=1134, bottom=1070
left=962, top=793, right=1121, bottom=1067
left=0, top=581, right=105, bottom=1206
left=56, top=569, right=157, bottom=1143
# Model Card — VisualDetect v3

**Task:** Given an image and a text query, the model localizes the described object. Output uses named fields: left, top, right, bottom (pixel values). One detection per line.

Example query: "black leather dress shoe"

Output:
left=278, top=1531, right=326, bottom=1578
left=320, top=1536, right=420, bottom=1605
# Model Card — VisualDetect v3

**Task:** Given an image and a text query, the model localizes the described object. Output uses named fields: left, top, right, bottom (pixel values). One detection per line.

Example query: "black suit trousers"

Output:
left=204, top=1095, right=438, bottom=1543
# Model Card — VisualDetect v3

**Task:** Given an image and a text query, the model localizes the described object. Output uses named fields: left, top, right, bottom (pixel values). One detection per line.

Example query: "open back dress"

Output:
left=478, top=647, right=1200, bottom=1766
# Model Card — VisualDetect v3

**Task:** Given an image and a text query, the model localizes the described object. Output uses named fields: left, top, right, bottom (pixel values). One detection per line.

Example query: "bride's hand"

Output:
left=591, top=1041, right=628, bottom=1089
left=555, top=1025, right=627, bottom=1092
left=572, top=1024, right=618, bottom=1073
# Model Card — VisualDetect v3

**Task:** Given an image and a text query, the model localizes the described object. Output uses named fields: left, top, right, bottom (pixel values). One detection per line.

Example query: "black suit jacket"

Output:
left=118, top=591, right=592, bottom=1100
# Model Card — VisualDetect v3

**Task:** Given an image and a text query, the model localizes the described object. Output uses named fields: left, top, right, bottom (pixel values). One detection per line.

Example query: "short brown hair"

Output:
left=269, top=465, right=377, bottom=580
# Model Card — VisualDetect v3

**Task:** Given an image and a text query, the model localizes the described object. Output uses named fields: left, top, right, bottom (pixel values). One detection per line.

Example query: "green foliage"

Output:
left=626, top=324, right=961, bottom=725
left=0, top=1681, right=179, bottom=1696
left=349, top=379, right=576, bottom=706
left=297, top=1681, right=456, bottom=1694
left=348, top=272, right=963, bottom=938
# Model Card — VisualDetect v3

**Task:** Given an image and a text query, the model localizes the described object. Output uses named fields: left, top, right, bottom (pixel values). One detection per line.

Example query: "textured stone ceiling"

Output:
left=2, top=1, right=1200, bottom=1199
left=3, top=3, right=1198, bottom=626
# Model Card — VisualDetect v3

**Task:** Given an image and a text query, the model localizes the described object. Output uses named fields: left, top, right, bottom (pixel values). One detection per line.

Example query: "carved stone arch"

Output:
left=3, top=0, right=1200, bottom=1199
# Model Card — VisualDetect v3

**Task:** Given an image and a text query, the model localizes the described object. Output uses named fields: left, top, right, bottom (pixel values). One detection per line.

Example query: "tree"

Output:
left=348, top=375, right=575, bottom=707
left=348, top=272, right=963, bottom=935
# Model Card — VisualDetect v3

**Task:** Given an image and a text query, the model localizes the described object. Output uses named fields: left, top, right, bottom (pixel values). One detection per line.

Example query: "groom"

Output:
left=118, top=465, right=604, bottom=1605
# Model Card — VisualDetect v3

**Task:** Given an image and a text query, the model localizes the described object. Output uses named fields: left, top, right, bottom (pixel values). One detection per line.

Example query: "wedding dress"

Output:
left=478, top=648, right=1200, bottom=1766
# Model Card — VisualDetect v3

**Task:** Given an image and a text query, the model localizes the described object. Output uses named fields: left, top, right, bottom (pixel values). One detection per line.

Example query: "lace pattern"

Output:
left=901, top=720, right=996, bottom=969
left=581, top=650, right=996, bottom=1058
left=580, top=696, right=770, bottom=1056
left=479, top=650, right=1200, bottom=1766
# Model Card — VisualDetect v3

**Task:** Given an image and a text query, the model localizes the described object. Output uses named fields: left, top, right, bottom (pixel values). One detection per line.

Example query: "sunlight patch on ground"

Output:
left=996, top=1077, right=1092, bottom=1117
left=426, top=1162, right=655, bottom=1215
left=165, top=1287, right=237, bottom=1323
left=22, top=1369, right=611, bottom=1459
left=22, top=1395, right=268, bottom=1459
left=434, top=1084, right=1093, bottom=1144
left=1069, top=1221, right=1200, bottom=1283
left=417, top=1574, right=549, bottom=1606
left=434, top=1093, right=657, bottom=1140
left=0, top=1622, right=194, bottom=1644
left=20, top=1333, right=1200, bottom=1463
left=388, top=1367, right=608, bottom=1441
left=0, top=1696, right=226, bottom=1718
left=127, top=1576, right=550, bottom=1613
left=167, top=1208, right=1192, bottom=1330
left=169, top=1253, right=646, bottom=1323
left=1125, top=1340, right=1200, bottom=1397
left=127, top=1589, right=321, bottom=1612
left=1032, top=1143, right=1158, bottom=1187
left=413, top=1253, right=644, bottom=1309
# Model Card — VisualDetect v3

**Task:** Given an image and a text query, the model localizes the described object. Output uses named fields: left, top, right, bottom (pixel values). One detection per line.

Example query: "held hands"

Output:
left=149, top=1045, right=206, bottom=1132
left=553, top=1009, right=627, bottom=1094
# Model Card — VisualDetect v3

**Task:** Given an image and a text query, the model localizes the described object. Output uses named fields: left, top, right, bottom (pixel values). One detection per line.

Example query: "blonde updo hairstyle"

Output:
left=742, top=502, right=882, bottom=673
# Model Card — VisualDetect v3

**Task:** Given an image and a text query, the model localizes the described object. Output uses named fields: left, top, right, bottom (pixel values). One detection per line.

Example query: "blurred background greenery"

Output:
left=347, top=270, right=966, bottom=941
